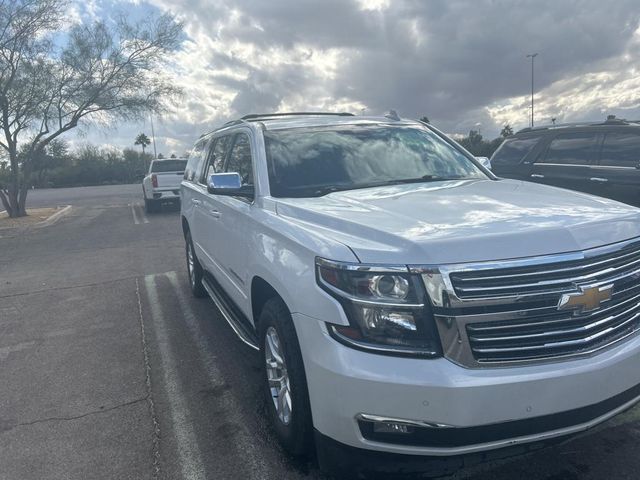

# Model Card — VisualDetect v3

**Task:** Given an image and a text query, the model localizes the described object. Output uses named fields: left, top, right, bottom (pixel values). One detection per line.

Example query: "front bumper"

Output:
left=292, top=312, right=640, bottom=457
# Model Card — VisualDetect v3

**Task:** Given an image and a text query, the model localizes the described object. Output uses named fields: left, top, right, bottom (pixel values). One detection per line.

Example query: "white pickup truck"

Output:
left=142, top=158, right=187, bottom=212
left=180, top=112, right=640, bottom=477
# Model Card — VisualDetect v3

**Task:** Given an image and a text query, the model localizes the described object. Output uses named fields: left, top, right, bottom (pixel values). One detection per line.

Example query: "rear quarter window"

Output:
left=600, top=132, right=640, bottom=167
left=491, top=136, right=542, bottom=166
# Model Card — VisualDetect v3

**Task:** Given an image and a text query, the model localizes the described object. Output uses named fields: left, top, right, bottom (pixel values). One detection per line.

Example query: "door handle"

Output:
left=530, top=174, right=545, bottom=179
left=209, top=209, right=221, bottom=218
left=590, top=177, right=608, bottom=183
left=191, top=198, right=202, bottom=206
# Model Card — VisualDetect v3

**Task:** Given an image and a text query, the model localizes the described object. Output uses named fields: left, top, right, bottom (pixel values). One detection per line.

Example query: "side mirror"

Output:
left=476, top=156, right=492, bottom=171
left=207, top=172, right=254, bottom=199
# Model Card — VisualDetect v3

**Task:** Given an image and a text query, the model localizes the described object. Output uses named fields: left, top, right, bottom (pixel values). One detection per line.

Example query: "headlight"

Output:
left=316, top=258, right=442, bottom=357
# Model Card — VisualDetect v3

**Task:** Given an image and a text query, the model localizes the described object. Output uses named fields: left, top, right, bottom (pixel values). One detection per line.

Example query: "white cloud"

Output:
left=66, top=0, right=640, bottom=152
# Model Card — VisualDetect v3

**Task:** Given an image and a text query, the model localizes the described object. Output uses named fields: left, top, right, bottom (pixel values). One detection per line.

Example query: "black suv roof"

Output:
left=515, top=116, right=640, bottom=135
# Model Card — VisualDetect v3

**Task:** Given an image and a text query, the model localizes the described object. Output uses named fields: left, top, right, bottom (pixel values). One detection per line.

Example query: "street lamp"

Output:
left=526, top=53, right=538, bottom=127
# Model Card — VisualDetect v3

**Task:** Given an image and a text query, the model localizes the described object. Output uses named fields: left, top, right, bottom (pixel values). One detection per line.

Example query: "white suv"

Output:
left=180, top=113, right=640, bottom=477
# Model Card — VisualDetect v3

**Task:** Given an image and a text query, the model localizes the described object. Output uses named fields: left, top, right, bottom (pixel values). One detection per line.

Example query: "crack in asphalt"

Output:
left=0, top=274, right=162, bottom=299
left=2, top=397, right=148, bottom=434
left=136, top=277, right=162, bottom=479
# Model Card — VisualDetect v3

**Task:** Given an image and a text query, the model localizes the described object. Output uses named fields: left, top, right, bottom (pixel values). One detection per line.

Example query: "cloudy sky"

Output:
left=69, top=0, right=640, bottom=156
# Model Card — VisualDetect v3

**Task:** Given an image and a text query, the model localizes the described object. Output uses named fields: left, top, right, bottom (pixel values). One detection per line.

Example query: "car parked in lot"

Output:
left=180, top=112, right=640, bottom=477
left=142, top=158, right=187, bottom=212
left=491, top=117, right=640, bottom=203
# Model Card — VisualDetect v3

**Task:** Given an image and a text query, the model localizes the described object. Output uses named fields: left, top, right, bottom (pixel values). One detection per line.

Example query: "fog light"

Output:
left=372, top=422, right=414, bottom=434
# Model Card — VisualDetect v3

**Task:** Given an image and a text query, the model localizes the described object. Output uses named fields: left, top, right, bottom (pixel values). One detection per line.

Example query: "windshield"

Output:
left=264, top=125, right=487, bottom=197
left=151, top=159, right=187, bottom=173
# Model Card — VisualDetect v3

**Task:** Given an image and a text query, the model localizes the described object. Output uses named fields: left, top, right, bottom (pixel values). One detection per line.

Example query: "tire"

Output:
left=259, top=297, right=313, bottom=457
left=144, top=198, right=157, bottom=213
left=185, top=230, right=207, bottom=298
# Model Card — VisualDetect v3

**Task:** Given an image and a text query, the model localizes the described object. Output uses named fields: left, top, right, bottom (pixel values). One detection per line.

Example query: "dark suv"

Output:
left=491, top=117, right=640, bottom=204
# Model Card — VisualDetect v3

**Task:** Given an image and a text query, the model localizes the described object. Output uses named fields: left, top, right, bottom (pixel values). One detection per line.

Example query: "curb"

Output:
left=36, top=205, right=72, bottom=227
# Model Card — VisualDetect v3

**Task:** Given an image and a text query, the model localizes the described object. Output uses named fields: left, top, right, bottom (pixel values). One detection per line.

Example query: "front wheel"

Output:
left=259, top=298, right=312, bottom=457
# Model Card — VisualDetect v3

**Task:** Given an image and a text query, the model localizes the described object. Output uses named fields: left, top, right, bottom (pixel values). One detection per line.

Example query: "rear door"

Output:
left=592, top=130, right=640, bottom=201
left=530, top=131, right=601, bottom=193
left=181, top=142, right=207, bottom=248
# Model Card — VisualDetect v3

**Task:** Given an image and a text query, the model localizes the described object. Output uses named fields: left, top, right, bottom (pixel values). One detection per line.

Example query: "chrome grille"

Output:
left=416, top=238, right=640, bottom=367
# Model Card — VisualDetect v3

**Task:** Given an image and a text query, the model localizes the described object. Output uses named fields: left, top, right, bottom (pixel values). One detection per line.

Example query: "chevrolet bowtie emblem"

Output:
left=558, top=284, right=614, bottom=313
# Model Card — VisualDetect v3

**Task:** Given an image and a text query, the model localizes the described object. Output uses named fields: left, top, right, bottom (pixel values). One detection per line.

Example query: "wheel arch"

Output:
left=181, top=215, right=190, bottom=238
left=251, top=275, right=292, bottom=329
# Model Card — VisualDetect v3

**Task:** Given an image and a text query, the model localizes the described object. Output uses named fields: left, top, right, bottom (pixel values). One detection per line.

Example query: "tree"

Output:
left=419, top=116, right=430, bottom=124
left=500, top=124, right=514, bottom=138
left=134, top=132, right=151, bottom=154
left=0, top=0, right=183, bottom=217
left=30, top=138, right=70, bottom=186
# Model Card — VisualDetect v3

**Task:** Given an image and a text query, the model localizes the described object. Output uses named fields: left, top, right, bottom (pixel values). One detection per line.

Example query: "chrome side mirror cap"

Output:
left=207, top=172, right=254, bottom=199
left=476, top=156, right=492, bottom=171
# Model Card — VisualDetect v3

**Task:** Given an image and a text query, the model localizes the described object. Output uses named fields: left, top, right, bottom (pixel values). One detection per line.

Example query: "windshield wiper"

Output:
left=371, top=175, right=459, bottom=187
left=285, top=176, right=461, bottom=198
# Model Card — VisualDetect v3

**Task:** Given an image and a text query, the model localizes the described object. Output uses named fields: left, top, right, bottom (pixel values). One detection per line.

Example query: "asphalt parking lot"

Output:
left=1, top=184, right=640, bottom=480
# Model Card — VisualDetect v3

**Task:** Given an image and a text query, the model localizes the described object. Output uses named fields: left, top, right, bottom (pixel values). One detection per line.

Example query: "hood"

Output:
left=275, top=179, right=640, bottom=265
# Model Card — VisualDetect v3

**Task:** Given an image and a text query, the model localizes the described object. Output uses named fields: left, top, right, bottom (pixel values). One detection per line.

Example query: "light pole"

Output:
left=526, top=53, right=538, bottom=127
left=150, top=114, right=158, bottom=159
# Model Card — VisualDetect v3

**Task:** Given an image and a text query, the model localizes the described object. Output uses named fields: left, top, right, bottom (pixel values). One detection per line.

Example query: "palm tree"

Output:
left=134, top=133, right=151, bottom=154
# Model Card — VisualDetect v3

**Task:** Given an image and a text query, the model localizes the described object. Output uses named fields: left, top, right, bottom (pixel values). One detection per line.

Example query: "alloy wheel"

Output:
left=265, top=326, right=292, bottom=425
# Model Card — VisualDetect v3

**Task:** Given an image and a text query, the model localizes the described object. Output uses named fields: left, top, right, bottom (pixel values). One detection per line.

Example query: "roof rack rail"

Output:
left=241, top=112, right=354, bottom=120
left=515, top=118, right=639, bottom=134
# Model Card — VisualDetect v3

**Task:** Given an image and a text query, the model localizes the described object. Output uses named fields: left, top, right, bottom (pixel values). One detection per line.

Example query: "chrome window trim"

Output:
left=531, top=163, right=638, bottom=170
left=532, top=162, right=592, bottom=167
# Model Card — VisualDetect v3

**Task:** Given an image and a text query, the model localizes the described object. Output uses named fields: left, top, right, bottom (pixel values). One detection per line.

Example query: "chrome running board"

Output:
left=202, top=275, right=259, bottom=350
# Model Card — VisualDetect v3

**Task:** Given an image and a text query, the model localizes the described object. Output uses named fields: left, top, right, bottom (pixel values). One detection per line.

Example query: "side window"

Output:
left=184, top=142, right=205, bottom=181
left=201, top=135, right=231, bottom=184
left=225, top=133, right=254, bottom=186
left=491, top=136, right=542, bottom=166
left=600, top=132, right=640, bottom=167
left=540, top=132, right=599, bottom=165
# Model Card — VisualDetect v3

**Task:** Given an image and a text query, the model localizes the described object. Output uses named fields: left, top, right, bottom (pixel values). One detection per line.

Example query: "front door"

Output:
left=195, top=135, right=232, bottom=271
left=206, top=131, right=256, bottom=317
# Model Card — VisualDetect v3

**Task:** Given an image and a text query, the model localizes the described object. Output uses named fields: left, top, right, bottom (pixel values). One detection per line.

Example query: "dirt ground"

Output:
left=0, top=207, right=60, bottom=229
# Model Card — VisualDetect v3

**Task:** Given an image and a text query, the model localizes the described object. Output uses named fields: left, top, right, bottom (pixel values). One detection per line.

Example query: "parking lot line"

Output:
left=131, top=204, right=140, bottom=225
left=165, top=271, right=266, bottom=480
left=131, top=203, right=149, bottom=225
left=138, top=205, right=150, bottom=224
left=144, top=274, right=207, bottom=480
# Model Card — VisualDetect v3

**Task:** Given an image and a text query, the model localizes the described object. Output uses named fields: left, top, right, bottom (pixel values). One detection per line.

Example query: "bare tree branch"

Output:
left=0, top=0, right=183, bottom=217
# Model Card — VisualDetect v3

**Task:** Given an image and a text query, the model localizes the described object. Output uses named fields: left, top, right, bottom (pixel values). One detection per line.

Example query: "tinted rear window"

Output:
left=600, top=132, right=640, bottom=167
left=540, top=132, right=599, bottom=165
left=151, top=160, right=187, bottom=173
left=491, top=136, right=541, bottom=166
